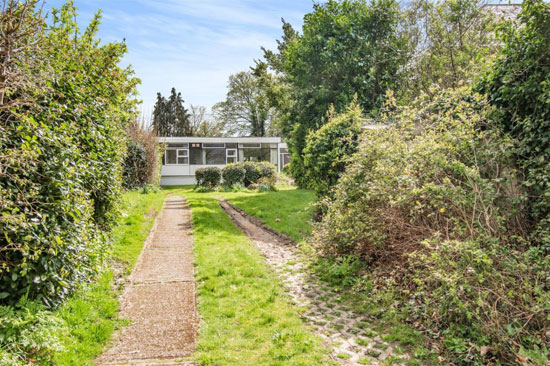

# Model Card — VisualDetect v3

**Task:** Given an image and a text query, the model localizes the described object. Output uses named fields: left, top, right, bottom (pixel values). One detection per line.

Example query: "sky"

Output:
left=45, top=0, right=314, bottom=116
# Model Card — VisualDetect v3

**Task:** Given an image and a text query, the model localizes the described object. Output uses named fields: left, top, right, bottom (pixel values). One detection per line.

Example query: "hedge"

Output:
left=0, top=2, right=138, bottom=306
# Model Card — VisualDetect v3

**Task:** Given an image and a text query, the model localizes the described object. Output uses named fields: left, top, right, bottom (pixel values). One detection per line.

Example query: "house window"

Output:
left=204, top=148, right=225, bottom=164
left=177, top=149, right=189, bottom=165
left=203, top=143, right=225, bottom=148
left=226, top=149, right=237, bottom=164
left=165, top=149, right=188, bottom=165
left=242, top=148, right=270, bottom=162
left=239, top=143, right=261, bottom=148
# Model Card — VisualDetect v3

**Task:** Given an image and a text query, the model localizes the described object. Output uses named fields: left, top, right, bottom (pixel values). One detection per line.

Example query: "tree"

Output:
left=189, top=104, right=224, bottom=137
left=401, top=0, right=499, bottom=100
left=263, top=0, right=409, bottom=187
left=213, top=70, right=274, bottom=137
left=152, top=87, right=191, bottom=136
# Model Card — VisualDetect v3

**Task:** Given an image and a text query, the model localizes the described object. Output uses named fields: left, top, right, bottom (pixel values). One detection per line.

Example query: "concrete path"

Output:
left=219, top=199, right=409, bottom=366
left=97, top=196, right=198, bottom=366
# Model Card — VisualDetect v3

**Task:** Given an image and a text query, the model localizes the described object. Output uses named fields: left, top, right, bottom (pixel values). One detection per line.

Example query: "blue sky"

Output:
left=45, top=0, right=314, bottom=115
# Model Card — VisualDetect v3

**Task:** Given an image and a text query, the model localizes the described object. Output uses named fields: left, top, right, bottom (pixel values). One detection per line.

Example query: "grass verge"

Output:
left=186, top=189, right=332, bottom=365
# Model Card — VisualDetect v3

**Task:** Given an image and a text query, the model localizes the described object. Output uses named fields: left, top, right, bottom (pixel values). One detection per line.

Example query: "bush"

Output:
left=240, top=162, right=262, bottom=186
left=256, top=162, right=276, bottom=182
left=123, top=119, right=160, bottom=190
left=238, top=161, right=276, bottom=187
left=481, top=0, right=550, bottom=250
left=303, top=101, right=362, bottom=197
left=313, top=88, right=549, bottom=364
left=0, top=3, right=137, bottom=306
left=222, top=164, right=246, bottom=187
left=195, top=167, right=221, bottom=188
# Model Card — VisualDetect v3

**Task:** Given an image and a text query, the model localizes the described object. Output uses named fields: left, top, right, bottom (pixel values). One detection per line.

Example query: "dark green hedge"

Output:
left=0, top=3, right=138, bottom=306
left=222, top=164, right=246, bottom=187
left=195, top=167, right=222, bottom=188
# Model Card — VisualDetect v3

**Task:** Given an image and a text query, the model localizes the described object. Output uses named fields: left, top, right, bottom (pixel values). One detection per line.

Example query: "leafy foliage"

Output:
left=313, top=88, right=549, bottom=364
left=123, top=119, right=160, bottom=189
left=0, top=1, right=138, bottom=306
left=302, top=100, right=362, bottom=197
left=195, top=167, right=222, bottom=188
left=213, top=71, right=275, bottom=137
left=481, top=0, right=550, bottom=250
left=401, top=0, right=499, bottom=100
left=152, top=87, right=191, bottom=137
left=222, top=164, right=246, bottom=187
left=239, top=161, right=276, bottom=187
left=264, top=0, right=408, bottom=187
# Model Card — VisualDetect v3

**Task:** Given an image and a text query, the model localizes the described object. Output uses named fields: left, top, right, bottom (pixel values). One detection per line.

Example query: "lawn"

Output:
left=185, top=188, right=332, bottom=366
left=220, top=186, right=316, bottom=242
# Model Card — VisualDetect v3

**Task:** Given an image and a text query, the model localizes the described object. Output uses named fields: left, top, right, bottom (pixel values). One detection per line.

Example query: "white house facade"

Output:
left=159, top=136, right=290, bottom=186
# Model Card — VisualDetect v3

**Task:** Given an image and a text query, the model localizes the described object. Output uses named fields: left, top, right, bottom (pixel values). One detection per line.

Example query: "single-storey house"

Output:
left=159, top=136, right=289, bottom=186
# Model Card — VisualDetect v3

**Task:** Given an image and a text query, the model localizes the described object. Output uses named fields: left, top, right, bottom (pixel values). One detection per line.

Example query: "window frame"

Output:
left=226, top=148, right=237, bottom=164
left=165, top=148, right=189, bottom=166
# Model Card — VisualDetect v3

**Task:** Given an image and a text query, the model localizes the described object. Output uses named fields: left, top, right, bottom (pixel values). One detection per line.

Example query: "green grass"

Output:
left=211, top=185, right=434, bottom=365
left=52, top=188, right=177, bottom=365
left=219, top=186, right=316, bottom=242
left=185, top=189, right=332, bottom=365
left=111, top=189, right=171, bottom=267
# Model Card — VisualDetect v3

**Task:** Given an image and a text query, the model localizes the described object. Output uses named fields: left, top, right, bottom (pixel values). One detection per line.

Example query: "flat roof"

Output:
left=159, top=136, right=283, bottom=144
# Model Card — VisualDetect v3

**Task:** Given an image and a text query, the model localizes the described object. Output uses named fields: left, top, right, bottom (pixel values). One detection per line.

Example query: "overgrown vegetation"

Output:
left=302, top=100, right=362, bottom=197
left=481, top=0, right=550, bottom=251
left=313, top=87, right=550, bottom=364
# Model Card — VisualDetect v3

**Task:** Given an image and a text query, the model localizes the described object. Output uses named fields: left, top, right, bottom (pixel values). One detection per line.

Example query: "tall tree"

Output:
left=189, top=104, right=225, bottom=137
left=401, top=0, right=499, bottom=100
left=263, top=0, right=409, bottom=186
left=152, top=87, right=191, bottom=136
left=213, top=71, right=274, bottom=137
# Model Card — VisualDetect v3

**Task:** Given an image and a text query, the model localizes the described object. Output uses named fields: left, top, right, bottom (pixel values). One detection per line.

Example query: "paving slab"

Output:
left=96, top=196, right=197, bottom=366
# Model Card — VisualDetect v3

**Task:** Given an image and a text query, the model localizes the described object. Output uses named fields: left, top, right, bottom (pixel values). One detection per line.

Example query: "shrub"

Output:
left=195, top=167, right=221, bottom=188
left=256, top=162, right=276, bottom=182
left=123, top=119, right=160, bottom=190
left=222, top=164, right=246, bottom=187
left=313, top=88, right=549, bottom=364
left=481, top=0, right=550, bottom=250
left=240, top=162, right=262, bottom=186
left=0, top=2, right=137, bottom=306
left=302, top=100, right=362, bottom=197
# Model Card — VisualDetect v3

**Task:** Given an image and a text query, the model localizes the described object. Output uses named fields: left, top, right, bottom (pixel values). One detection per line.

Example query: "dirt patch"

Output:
left=219, top=198, right=409, bottom=366
left=96, top=196, right=198, bottom=366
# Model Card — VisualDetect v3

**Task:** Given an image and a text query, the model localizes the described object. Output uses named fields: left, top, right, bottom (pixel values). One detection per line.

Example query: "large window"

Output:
left=242, top=148, right=271, bottom=162
left=190, top=147, right=203, bottom=165
left=204, top=148, right=225, bottom=164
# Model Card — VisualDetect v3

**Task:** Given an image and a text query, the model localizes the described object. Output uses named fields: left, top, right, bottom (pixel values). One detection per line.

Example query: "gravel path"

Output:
left=219, top=199, right=409, bottom=366
left=96, top=196, right=198, bottom=366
